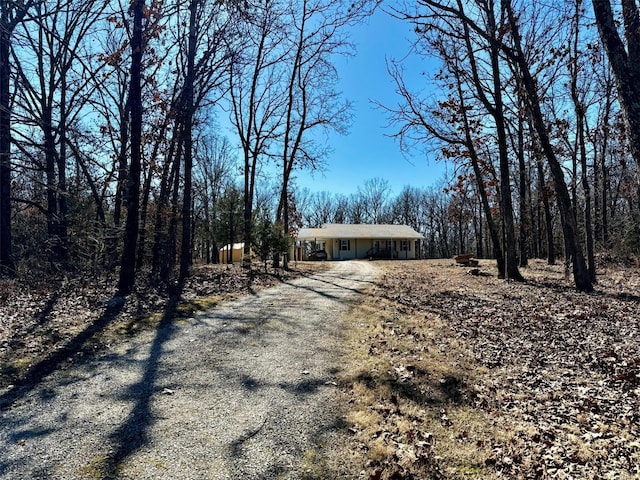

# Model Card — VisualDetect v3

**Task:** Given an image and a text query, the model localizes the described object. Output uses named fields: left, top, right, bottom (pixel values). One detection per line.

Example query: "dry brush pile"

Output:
left=339, top=259, right=640, bottom=479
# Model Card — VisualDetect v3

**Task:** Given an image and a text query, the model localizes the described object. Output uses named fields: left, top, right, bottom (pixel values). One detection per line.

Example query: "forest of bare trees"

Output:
left=383, top=0, right=640, bottom=290
left=0, top=0, right=639, bottom=293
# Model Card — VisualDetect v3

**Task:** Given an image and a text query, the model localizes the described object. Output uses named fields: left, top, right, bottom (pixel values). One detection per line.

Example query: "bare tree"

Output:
left=117, top=0, right=144, bottom=294
left=275, top=0, right=375, bottom=268
left=0, top=0, right=39, bottom=275
left=568, top=0, right=596, bottom=280
left=178, top=0, right=198, bottom=280
left=227, top=0, right=289, bottom=266
left=592, top=0, right=640, bottom=210
left=389, top=0, right=591, bottom=290
left=358, top=177, right=391, bottom=224
left=453, top=0, right=522, bottom=280
left=174, top=0, right=231, bottom=278
left=502, top=0, right=592, bottom=291
left=11, top=0, right=108, bottom=269
left=382, top=17, right=508, bottom=276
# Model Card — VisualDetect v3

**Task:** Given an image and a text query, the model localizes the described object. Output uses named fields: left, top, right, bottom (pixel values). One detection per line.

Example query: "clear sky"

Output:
left=293, top=7, right=448, bottom=197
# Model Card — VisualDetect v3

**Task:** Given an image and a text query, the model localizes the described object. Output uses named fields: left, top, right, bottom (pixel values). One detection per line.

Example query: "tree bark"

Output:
left=592, top=0, right=640, bottom=211
left=504, top=0, right=592, bottom=291
left=150, top=128, right=180, bottom=279
left=516, top=95, right=529, bottom=268
left=0, top=0, right=36, bottom=275
left=486, top=0, right=522, bottom=281
left=180, top=0, right=198, bottom=280
left=569, top=2, right=595, bottom=280
left=118, top=0, right=145, bottom=294
left=111, top=96, right=130, bottom=268
left=537, top=159, right=556, bottom=265
left=0, top=6, right=13, bottom=275
left=457, top=0, right=520, bottom=279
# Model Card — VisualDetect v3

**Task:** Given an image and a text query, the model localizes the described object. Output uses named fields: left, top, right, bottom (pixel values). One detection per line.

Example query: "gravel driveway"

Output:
left=0, top=260, right=378, bottom=480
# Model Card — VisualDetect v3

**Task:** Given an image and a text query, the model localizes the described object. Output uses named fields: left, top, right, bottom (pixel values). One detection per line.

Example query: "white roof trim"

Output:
left=297, top=223, right=424, bottom=240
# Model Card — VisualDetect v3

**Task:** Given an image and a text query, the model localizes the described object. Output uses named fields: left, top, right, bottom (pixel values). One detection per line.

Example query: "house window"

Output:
left=386, top=240, right=396, bottom=250
left=401, top=240, right=410, bottom=251
left=373, top=240, right=380, bottom=252
left=340, top=239, right=350, bottom=251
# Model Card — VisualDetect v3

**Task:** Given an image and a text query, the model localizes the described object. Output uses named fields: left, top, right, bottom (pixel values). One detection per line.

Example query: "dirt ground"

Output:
left=337, top=258, right=640, bottom=479
left=1, top=258, right=639, bottom=479
left=0, top=261, right=375, bottom=479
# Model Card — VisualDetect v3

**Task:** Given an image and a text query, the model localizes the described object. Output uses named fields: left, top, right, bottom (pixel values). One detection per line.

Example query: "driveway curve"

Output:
left=0, top=260, right=378, bottom=479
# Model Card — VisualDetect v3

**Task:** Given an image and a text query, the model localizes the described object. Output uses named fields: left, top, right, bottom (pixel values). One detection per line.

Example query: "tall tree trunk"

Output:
left=243, top=152, right=254, bottom=267
left=536, top=159, right=555, bottom=264
left=136, top=158, right=154, bottom=269
left=593, top=131, right=602, bottom=244
left=118, top=0, right=144, bottom=295
left=457, top=213, right=465, bottom=254
left=517, top=105, right=529, bottom=267
left=504, top=1, right=591, bottom=290
left=471, top=163, right=504, bottom=273
left=572, top=93, right=595, bottom=279
left=474, top=200, right=483, bottom=259
left=0, top=10, right=11, bottom=276
left=203, top=190, right=211, bottom=264
left=58, top=74, right=69, bottom=267
left=487, top=3, right=522, bottom=281
left=44, top=103, right=60, bottom=265
left=150, top=131, right=179, bottom=279
left=276, top=1, right=306, bottom=272
left=601, top=148, right=609, bottom=245
left=162, top=138, right=183, bottom=282
left=110, top=96, right=130, bottom=269
left=180, top=0, right=197, bottom=280
left=457, top=0, right=521, bottom=280
left=570, top=0, right=595, bottom=281
left=592, top=0, right=640, bottom=212
left=0, top=0, right=35, bottom=275
left=579, top=112, right=596, bottom=280
left=600, top=81, right=613, bottom=246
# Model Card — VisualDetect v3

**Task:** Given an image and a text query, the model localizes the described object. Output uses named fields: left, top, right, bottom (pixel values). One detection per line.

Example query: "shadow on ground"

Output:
left=101, top=281, right=184, bottom=478
left=0, top=297, right=126, bottom=411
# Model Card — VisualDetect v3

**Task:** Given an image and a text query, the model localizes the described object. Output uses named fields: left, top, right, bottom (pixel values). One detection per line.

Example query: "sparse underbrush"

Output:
left=0, top=262, right=324, bottom=392
left=2, top=258, right=639, bottom=479
left=338, top=259, right=640, bottom=479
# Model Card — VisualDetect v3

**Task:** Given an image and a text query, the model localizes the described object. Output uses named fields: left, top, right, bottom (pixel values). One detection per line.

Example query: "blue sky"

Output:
left=293, top=7, right=448, bottom=197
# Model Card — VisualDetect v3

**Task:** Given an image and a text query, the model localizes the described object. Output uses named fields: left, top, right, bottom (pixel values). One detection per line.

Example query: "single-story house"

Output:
left=294, top=223, right=424, bottom=260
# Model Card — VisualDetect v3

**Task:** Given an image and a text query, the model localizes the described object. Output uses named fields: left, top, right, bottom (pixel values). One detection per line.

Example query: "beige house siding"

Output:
left=218, top=242, right=245, bottom=264
left=295, top=224, right=424, bottom=260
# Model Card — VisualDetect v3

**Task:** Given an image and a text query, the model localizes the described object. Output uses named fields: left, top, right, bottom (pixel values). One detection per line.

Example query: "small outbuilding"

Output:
left=218, top=242, right=245, bottom=264
left=294, top=223, right=424, bottom=260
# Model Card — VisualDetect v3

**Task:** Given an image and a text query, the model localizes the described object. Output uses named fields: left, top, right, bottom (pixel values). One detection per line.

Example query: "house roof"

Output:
left=297, top=223, right=424, bottom=240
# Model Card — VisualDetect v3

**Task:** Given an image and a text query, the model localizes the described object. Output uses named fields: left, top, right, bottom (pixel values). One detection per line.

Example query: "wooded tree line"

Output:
left=0, top=0, right=638, bottom=294
left=380, top=0, right=640, bottom=291
left=0, top=0, right=374, bottom=292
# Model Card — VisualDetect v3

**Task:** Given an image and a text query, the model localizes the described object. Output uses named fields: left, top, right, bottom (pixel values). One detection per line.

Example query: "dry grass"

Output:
left=336, top=258, right=640, bottom=479
left=338, top=275, right=500, bottom=478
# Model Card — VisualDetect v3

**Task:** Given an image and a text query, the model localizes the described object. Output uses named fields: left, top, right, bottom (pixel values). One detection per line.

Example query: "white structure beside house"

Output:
left=294, top=223, right=424, bottom=260
left=218, top=242, right=245, bottom=264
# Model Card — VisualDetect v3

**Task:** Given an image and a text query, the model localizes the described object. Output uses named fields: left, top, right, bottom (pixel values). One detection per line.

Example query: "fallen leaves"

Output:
left=340, top=259, right=640, bottom=479
left=0, top=264, right=315, bottom=389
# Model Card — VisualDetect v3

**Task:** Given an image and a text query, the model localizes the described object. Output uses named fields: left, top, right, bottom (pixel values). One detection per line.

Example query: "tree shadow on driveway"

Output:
left=0, top=297, right=126, bottom=411
left=101, top=281, right=184, bottom=478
